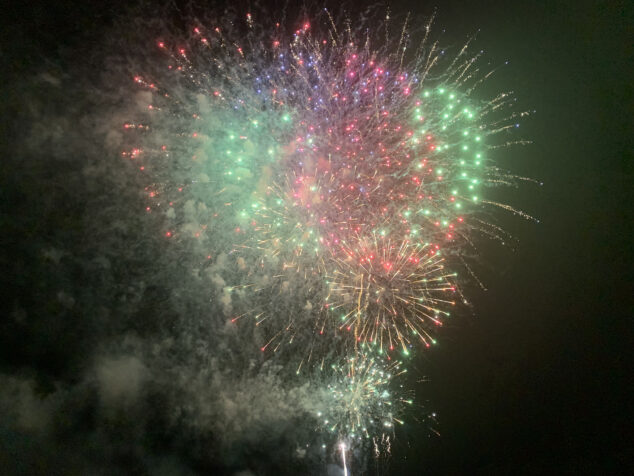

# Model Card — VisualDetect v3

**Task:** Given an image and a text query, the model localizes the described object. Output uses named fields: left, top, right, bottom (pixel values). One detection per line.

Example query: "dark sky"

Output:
left=1, top=0, right=632, bottom=475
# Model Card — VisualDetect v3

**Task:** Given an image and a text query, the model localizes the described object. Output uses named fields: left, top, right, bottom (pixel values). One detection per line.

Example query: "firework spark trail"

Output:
left=341, top=442, right=349, bottom=476
left=122, top=5, right=533, bottom=469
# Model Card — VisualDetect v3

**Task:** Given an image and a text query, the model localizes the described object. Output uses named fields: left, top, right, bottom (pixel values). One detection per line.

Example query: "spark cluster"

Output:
left=317, top=347, right=409, bottom=439
left=325, top=233, right=455, bottom=353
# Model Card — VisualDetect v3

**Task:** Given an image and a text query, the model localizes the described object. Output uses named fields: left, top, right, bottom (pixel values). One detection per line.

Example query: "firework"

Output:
left=310, top=346, right=411, bottom=447
left=324, top=232, right=456, bottom=353
left=125, top=7, right=529, bottom=349
left=121, top=5, right=532, bottom=469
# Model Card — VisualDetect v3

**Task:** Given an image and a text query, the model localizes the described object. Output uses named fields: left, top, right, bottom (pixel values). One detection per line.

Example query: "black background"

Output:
left=1, top=0, right=632, bottom=474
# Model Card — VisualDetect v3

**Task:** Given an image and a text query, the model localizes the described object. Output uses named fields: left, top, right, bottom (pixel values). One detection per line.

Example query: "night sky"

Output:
left=1, top=1, right=632, bottom=475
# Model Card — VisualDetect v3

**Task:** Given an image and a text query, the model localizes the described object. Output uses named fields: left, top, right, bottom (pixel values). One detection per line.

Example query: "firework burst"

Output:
left=324, top=232, right=456, bottom=353
left=120, top=5, right=533, bottom=469
left=311, top=346, right=411, bottom=446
